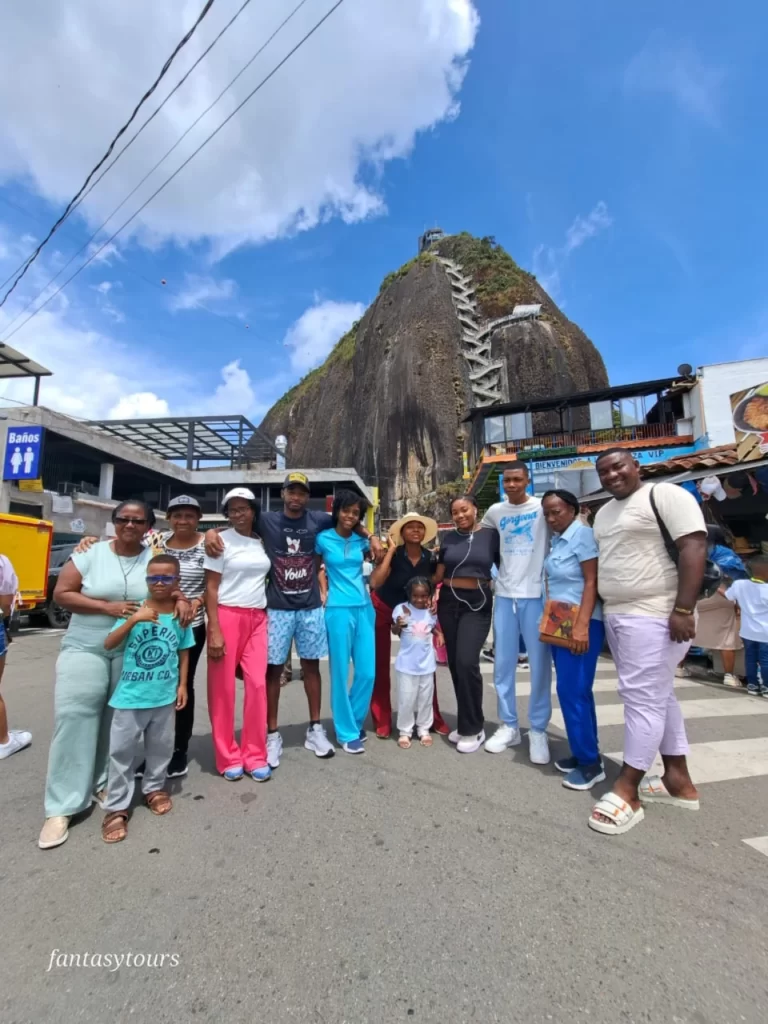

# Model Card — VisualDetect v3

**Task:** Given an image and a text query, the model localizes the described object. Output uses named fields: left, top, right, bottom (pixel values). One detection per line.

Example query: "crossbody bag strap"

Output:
left=649, top=485, right=679, bottom=566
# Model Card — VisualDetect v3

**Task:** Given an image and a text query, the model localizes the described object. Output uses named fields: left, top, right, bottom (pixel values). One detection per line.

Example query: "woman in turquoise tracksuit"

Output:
left=315, top=490, right=374, bottom=755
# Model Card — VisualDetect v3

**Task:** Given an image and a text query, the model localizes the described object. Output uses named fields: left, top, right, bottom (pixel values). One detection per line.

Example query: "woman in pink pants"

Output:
left=204, top=488, right=272, bottom=782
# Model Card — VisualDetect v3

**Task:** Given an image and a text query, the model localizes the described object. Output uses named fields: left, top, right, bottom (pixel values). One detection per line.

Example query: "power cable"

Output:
left=0, top=0, right=345, bottom=346
left=0, top=0, right=312, bottom=338
left=0, top=0, right=254, bottom=296
left=0, top=0, right=218, bottom=307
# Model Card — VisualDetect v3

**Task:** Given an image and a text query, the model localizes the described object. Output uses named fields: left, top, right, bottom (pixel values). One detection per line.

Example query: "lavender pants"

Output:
left=605, top=613, right=690, bottom=772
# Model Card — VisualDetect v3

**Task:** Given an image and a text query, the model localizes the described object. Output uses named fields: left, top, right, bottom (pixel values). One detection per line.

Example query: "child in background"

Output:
left=392, top=577, right=438, bottom=748
left=725, top=559, right=768, bottom=697
left=101, top=554, right=194, bottom=843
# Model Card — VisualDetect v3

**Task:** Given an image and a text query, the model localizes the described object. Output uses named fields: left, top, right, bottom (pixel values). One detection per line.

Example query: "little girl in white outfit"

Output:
left=392, top=577, right=437, bottom=749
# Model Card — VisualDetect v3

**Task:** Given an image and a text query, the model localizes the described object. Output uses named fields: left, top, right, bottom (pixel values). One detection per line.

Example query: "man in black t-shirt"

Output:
left=206, top=472, right=380, bottom=768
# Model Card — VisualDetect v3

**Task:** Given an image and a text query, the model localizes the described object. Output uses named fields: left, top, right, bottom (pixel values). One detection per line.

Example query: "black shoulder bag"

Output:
left=648, top=486, right=721, bottom=600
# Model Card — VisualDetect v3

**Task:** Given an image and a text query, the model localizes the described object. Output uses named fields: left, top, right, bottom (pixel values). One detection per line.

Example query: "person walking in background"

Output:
left=434, top=496, right=499, bottom=753
left=541, top=490, right=604, bottom=792
left=481, top=464, right=552, bottom=764
left=315, top=490, right=374, bottom=754
left=0, top=554, right=30, bottom=761
left=368, top=512, right=449, bottom=738
left=100, top=555, right=194, bottom=843
left=724, top=559, right=768, bottom=696
left=204, top=488, right=272, bottom=783
left=588, top=450, right=706, bottom=836
left=391, top=577, right=438, bottom=749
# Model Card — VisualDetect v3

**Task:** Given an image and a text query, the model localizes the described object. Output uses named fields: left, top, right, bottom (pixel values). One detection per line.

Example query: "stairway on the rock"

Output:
left=437, top=257, right=506, bottom=407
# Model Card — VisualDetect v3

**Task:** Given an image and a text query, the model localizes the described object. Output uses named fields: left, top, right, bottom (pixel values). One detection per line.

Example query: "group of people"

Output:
left=12, top=448, right=766, bottom=849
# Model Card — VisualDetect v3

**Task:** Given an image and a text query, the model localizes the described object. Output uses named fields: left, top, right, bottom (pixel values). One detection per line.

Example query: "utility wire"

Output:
left=0, top=0, right=253, bottom=296
left=0, top=0, right=313, bottom=338
left=0, top=0, right=218, bottom=307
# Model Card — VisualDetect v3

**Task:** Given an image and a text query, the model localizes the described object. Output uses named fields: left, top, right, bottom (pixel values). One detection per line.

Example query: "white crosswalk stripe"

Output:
left=743, top=836, right=768, bottom=858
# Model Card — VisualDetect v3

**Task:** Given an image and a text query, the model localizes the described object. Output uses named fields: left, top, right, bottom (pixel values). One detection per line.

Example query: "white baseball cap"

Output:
left=222, top=487, right=257, bottom=507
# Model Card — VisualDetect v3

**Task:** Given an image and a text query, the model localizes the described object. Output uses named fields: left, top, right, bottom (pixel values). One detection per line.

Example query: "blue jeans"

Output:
left=493, top=596, right=552, bottom=732
left=552, top=619, right=604, bottom=766
left=744, top=638, right=768, bottom=689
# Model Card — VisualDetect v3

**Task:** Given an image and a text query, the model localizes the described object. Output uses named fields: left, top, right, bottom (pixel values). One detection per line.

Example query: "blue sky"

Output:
left=0, top=0, right=765, bottom=422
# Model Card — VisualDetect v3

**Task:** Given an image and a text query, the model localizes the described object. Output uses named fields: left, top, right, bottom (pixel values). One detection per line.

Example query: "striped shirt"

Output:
left=151, top=533, right=206, bottom=627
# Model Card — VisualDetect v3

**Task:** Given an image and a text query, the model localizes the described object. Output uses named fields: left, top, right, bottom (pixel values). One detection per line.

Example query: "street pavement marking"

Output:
left=552, top=695, right=768, bottom=731
left=743, top=836, right=768, bottom=858
left=605, top=738, right=768, bottom=784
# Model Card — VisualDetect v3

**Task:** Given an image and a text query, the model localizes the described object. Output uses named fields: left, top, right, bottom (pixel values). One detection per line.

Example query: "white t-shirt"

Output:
left=392, top=603, right=437, bottom=676
left=481, top=497, right=548, bottom=599
left=593, top=482, right=706, bottom=618
left=724, top=580, right=768, bottom=643
left=203, top=529, right=271, bottom=609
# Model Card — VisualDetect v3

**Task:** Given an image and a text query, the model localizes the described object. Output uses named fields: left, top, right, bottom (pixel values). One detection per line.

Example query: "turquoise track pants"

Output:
left=325, top=605, right=375, bottom=744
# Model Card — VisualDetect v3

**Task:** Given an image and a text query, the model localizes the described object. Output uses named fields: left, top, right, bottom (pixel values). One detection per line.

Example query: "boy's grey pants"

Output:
left=103, top=704, right=175, bottom=812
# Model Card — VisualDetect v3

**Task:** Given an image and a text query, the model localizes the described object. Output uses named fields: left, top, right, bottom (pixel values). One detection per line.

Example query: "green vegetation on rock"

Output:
left=434, top=232, right=538, bottom=320
left=379, top=251, right=436, bottom=294
left=271, top=321, right=359, bottom=414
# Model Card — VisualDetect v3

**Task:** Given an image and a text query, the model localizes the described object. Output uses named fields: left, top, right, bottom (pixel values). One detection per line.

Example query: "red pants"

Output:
left=207, top=606, right=268, bottom=773
left=370, top=591, right=445, bottom=735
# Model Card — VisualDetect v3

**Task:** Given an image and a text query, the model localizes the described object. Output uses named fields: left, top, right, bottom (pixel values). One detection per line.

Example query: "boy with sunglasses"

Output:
left=100, top=554, right=195, bottom=843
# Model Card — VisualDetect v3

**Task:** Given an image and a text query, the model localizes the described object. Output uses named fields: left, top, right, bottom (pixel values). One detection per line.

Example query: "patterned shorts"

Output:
left=267, top=607, right=328, bottom=665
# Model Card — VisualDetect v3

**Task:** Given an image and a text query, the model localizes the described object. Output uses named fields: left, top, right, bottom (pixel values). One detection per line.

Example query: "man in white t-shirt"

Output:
left=588, top=449, right=706, bottom=837
left=480, top=464, right=552, bottom=765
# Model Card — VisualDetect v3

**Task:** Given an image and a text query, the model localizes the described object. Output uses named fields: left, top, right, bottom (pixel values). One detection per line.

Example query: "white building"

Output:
left=685, top=357, right=768, bottom=448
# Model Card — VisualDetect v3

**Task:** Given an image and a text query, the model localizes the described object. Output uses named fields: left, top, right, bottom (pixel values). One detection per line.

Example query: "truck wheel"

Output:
left=46, top=602, right=71, bottom=629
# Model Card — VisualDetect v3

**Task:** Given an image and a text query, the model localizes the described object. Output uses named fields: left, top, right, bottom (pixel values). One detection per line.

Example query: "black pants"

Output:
left=438, top=585, right=492, bottom=736
left=175, top=622, right=206, bottom=755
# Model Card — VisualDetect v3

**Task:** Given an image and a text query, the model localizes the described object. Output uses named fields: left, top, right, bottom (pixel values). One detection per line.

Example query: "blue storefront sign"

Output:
left=3, top=426, right=45, bottom=481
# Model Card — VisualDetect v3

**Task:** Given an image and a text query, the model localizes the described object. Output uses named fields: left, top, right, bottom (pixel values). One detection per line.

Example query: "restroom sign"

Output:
left=3, top=427, right=45, bottom=481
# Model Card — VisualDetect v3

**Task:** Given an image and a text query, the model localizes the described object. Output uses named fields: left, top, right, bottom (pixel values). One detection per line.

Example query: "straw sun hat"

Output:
left=388, top=512, right=438, bottom=546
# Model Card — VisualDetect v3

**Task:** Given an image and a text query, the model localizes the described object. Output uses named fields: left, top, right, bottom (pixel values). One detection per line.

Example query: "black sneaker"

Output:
left=134, top=761, right=145, bottom=778
left=480, top=648, right=494, bottom=663
left=167, top=751, right=189, bottom=778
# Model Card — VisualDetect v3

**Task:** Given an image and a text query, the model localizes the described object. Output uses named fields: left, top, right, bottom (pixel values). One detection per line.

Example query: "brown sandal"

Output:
left=102, top=811, right=128, bottom=843
left=145, top=791, right=172, bottom=816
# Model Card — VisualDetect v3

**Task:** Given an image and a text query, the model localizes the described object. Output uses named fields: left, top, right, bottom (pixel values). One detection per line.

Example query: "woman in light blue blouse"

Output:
left=541, top=490, right=605, bottom=792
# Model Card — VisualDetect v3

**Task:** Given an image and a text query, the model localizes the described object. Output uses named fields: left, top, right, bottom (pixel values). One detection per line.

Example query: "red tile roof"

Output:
left=641, top=444, right=740, bottom=478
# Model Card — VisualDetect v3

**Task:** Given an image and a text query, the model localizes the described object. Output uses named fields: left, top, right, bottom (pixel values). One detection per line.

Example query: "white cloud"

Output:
left=283, top=298, right=365, bottom=373
left=0, top=1, right=479, bottom=255
left=533, top=201, right=613, bottom=299
left=624, top=35, right=724, bottom=126
left=87, top=241, right=122, bottom=265
left=109, top=391, right=170, bottom=419
left=93, top=281, right=113, bottom=295
left=168, top=273, right=237, bottom=312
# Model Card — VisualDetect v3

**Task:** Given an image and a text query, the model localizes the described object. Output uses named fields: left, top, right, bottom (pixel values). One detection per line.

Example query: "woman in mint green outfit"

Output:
left=39, top=501, right=156, bottom=850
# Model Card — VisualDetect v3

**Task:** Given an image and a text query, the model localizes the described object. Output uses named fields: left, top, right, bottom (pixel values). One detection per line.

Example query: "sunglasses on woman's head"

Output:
left=146, top=574, right=178, bottom=585
left=115, top=516, right=147, bottom=526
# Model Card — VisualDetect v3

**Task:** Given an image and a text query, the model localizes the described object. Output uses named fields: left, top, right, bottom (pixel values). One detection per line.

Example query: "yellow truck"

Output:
left=0, top=512, right=54, bottom=625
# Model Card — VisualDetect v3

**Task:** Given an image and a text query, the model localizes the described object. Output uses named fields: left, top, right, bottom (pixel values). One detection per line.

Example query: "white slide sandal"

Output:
left=588, top=792, right=645, bottom=836
left=638, top=775, right=700, bottom=811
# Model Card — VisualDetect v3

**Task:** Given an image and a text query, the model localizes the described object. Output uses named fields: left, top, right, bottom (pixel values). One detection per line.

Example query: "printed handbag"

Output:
left=538, top=575, right=580, bottom=648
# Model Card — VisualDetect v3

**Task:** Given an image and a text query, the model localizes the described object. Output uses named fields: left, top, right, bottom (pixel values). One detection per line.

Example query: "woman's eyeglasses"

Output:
left=146, top=574, right=178, bottom=585
left=114, top=516, right=148, bottom=526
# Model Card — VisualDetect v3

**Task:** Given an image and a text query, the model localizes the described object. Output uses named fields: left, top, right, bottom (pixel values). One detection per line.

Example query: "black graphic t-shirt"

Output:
left=258, top=510, right=334, bottom=611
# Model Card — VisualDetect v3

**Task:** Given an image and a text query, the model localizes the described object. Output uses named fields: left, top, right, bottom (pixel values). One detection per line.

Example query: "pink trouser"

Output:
left=207, top=606, right=268, bottom=773
left=605, top=613, right=690, bottom=772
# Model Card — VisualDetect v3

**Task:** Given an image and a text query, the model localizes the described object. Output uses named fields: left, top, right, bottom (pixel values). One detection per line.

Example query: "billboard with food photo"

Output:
left=731, top=381, right=768, bottom=460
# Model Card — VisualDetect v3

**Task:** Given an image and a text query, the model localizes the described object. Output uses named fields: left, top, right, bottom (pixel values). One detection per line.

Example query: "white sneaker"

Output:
left=267, top=731, right=283, bottom=769
left=484, top=724, right=521, bottom=754
left=304, top=723, right=335, bottom=759
left=0, top=729, right=31, bottom=759
left=457, top=731, right=486, bottom=754
left=722, top=674, right=741, bottom=688
left=448, top=729, right=460, bottom=745
left=528, top=729, right=550, bottom=765
left=39, top=815, right=70, bottom=849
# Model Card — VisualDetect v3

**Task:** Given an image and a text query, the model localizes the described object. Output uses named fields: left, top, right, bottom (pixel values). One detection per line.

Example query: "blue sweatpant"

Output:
left=493, top=596, right=552, bottom=732
left=325, top=605, right=376, bottom=744
left=552, top=619, right=604, bottom=766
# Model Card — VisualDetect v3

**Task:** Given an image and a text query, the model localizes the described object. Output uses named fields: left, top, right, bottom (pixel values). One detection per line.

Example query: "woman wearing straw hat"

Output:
left=368, top=513, right=449, bottom=738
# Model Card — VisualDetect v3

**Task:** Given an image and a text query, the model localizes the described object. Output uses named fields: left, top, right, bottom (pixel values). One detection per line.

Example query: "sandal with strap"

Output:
left=419, top=734, right=433, bottom=747
left=145, top=791, right=173, bottom=816
left=102, top=811, right=128, bottom=844
left=587, top=792, right=645, bottom=836
left=639, top=775, right=700, bottom=811
left=397, top=735, right=412, bottom=749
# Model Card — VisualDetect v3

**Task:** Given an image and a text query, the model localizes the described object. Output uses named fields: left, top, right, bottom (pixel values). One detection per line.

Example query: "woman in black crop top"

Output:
left=434, top=496, right=499, bottom=753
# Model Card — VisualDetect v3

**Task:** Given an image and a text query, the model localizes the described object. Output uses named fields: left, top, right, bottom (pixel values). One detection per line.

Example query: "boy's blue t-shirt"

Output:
left=314, top=530, right=370, bottom=608
left=109, top=613, right=195, bottom=710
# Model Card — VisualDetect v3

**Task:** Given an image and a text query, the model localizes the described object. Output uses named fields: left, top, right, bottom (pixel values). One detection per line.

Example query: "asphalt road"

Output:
left=1, top=627, right=767, bottom=1024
